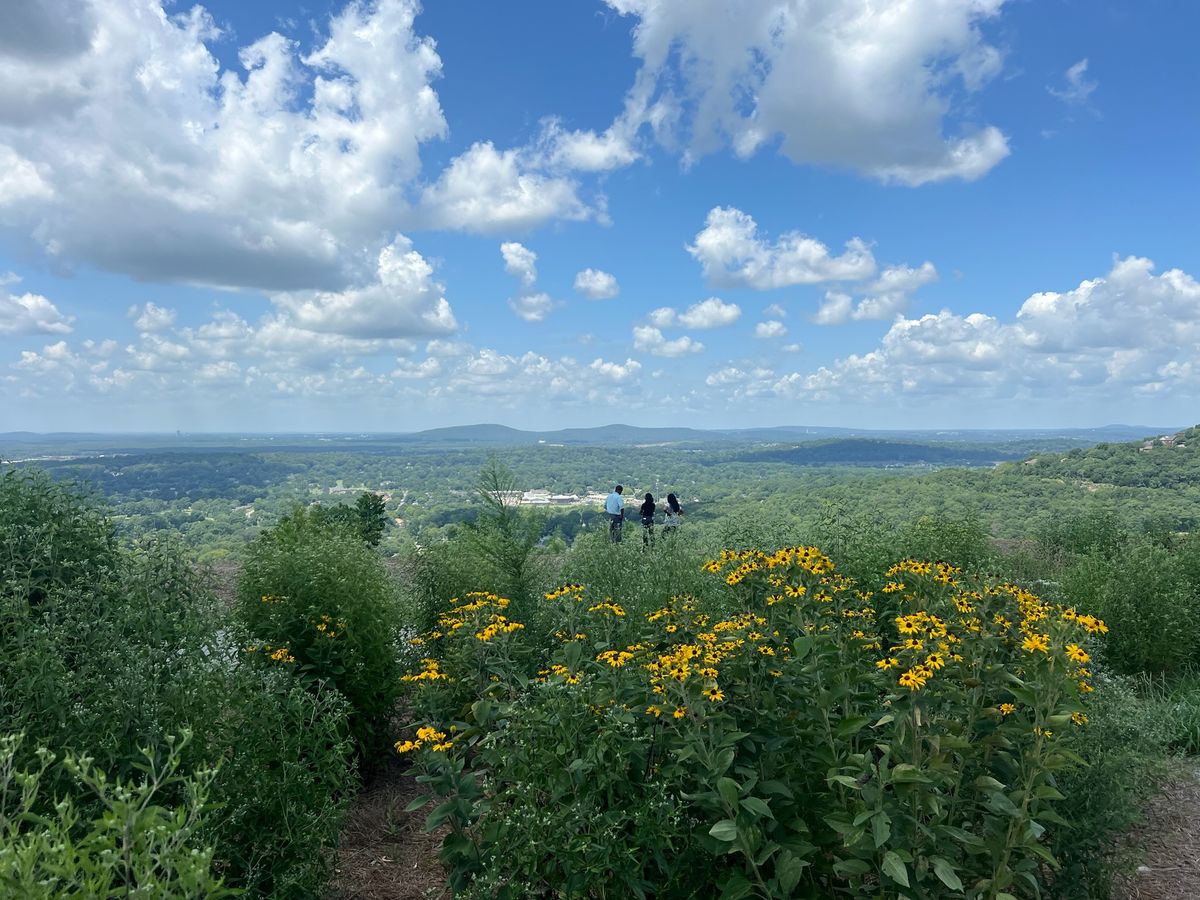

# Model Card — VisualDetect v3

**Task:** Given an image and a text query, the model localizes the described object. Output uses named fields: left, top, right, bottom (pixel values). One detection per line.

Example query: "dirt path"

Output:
left=328, top=760, right=446, bottom=900
left=1115, top=766, right=1200, bottom=899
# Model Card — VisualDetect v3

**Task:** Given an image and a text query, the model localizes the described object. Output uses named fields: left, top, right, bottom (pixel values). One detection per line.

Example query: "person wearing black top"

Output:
left=640, top=492, right=656, bottom=548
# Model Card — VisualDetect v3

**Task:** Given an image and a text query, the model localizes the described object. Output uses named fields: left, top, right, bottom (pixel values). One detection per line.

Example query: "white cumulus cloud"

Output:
left=509, top=292, right=555, bottom=323
left=590, top=357, right=642, bottom=381
left=0, top=277, right=74, bottom=336
left=0, top=0, right=449, bottom=290
left=128, top=302, right=177, bottom=334
left=678, top=297, right=741, bottom=329
left=501, top=242, right=538, bottom=288
left=688, top=207, right=875, bottom=289
left=633, top=325, right=703, bottom=357
left=419, top=141, right=594, bottom=234
left=574, top=268, right=620, bottom=300
left=755, top=320, right=787, bottom=339
left=603, top=0, right=1011, bottom=184
left=775, top=256, right=1200, bottom=404
left=271, top=236, right=456, bottom=338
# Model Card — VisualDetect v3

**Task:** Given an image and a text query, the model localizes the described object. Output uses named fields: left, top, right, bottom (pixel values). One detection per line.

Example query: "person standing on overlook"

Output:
left=640, top=492, right=656, bottom=548
left=604, top=484, right=625, bottom=543
left=663, top=493, right=684, bottom=536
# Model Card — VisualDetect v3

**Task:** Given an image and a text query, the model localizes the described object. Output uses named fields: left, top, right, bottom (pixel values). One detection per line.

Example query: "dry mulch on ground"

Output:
left=327, top=757, right=447, bottom=900
left=1114, top=766, right=1200, bottom=900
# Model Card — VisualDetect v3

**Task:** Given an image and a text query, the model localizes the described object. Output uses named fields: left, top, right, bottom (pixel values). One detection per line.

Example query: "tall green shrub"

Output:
left=1, top=468, right=358, bottom=898
left=1062, top=544, right=1200, bottom=675
left=237, top=506, right=402, bottom=751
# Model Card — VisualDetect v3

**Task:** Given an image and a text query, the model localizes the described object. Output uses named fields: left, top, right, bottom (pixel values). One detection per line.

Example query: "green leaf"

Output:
left=835, top=716, right=871, bottom=738
left=718, top=871, right=754, bottom=900
left=881, top=851, right=910, bottom=888
left=718, top=777, right=741, bottom=810
left=823, top=814, right=855, bottom=835
left=871, top=812, right=891, bottom=849
left=713, top=747, right=736, bottom=776
left=710, top=819, right=739, bottom=842
left=403, top=795, right=430, bottom=813
left=987, top=792, right=1021, bottom=817
left=974, top=775, right=1006, bottom=792
left=938, top=824, right=985, bottom=847
left=740, top=796, right=774, bottom=820
left=833, top=858, right=872, bottom=877
left=425, top=800, right=458, bottom=831
left=759, top=779, right=794, bottom=799
left=792, top=635, right=814, bottom=661
left=891, top=764, right=931, bottom=784
left=777, top=850, right=807, bottom=894
left=470, top=699, right=493, bottom=724
left=932, top=856, right=964, bottom=891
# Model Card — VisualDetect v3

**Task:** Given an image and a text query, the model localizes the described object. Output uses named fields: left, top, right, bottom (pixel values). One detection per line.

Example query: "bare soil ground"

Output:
left=327, top=757, right=447, bottom=900
left=1114, top=766, right=1200, bottom=900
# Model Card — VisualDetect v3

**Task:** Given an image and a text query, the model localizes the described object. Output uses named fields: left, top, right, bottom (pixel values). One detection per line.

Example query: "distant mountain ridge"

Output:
left=0, top=423, right=1181, bottom=451
left=390, top=422, right=1177, bottom=447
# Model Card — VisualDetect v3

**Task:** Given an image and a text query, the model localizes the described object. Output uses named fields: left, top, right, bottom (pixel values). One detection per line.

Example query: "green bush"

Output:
left=1042, top=676, right=1173, bottom=899
left=403, top=550, right=1109, bottom=898
left=237, top=506, right=402, bottom=752
left=0, top=731, right=235, bottom=899
left=0, top=467, right=118, bottom=604
left=202, top=668, right=357, bottom=897
left=1062, top=544, right=1200, bottom=675
left=1, top=469, right=358, bottom=897
left=554, top=529, right=718, bottom=628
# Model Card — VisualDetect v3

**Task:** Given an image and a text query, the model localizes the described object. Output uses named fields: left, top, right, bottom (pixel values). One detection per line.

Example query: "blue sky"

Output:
left=1, top=0, right=1197, bottom=432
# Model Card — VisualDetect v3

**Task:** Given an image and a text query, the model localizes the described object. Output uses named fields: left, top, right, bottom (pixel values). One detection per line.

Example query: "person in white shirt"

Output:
left=663, top=493, right=684, bottom=536
left=604, top=485, right=625, bottom=543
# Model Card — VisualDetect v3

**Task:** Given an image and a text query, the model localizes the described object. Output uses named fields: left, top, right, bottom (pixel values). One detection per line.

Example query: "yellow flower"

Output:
left=646, top=705, right=663, bottom=717
left=1021, top=633, right=1050, bottom=654
left=1000, top=703, right=1016, bottom=716
left=898, top=667, right=929, bottom=691
left=1071, top=712, right=1088, bottom=726
left=1065, top=643, right=1090, bottom=664
left=702, top=686, right=725, bottom=703
left=394, top=740, right=419, bottom=754
left=673, top=706, right=687, bottom=719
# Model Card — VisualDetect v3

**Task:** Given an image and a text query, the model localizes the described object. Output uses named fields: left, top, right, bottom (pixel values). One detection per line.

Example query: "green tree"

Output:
left=355, top=491, right=388, bottom=546
left=464, top=459, right=544, bottom=616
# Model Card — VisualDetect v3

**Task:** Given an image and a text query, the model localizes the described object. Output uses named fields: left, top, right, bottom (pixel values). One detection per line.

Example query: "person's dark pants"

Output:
left=609, top=513, right=623, bottom=543
left=642, top=522, right=654, bottom=548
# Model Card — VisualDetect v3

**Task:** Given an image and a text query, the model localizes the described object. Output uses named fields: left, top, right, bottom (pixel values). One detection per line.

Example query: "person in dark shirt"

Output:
left=640, top=492, right=656, bottom=548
